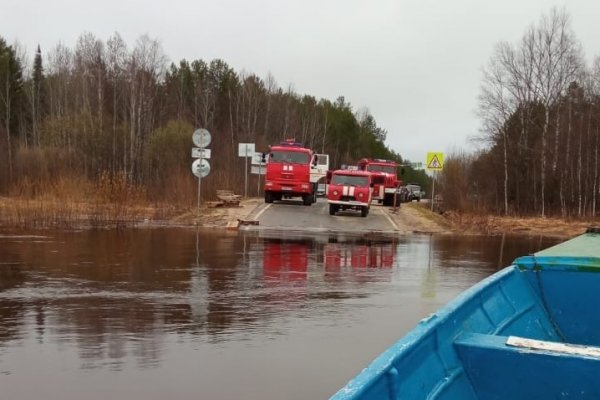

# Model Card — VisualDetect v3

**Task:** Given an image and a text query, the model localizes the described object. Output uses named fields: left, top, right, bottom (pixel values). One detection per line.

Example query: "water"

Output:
left=0, top=229, right=560, bottom=399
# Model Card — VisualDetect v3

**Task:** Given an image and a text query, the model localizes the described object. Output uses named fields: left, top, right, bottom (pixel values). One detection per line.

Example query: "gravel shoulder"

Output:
left=382, top=202, right=452, bottom=234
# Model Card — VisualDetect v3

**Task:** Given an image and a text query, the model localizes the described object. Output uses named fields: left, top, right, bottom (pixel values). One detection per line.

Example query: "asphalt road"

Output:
left=247, top=197, right=399, bottom=234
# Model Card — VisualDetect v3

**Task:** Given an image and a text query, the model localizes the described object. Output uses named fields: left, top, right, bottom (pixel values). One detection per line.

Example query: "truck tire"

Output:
left=302, top=195, right=312, bottom=206
left=361, top=206, right=368, bottom=217
left=265, top=191, right=274, bottom=203
left=329, top=204, right=337, bottom=215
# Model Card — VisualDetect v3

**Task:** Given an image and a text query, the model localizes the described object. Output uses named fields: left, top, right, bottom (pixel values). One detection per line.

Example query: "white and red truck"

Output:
left=327, top=169, right=373, bottom=217
left=356, top=158, right=402, bottom=207
left=263, top=139, right=328, bottom=206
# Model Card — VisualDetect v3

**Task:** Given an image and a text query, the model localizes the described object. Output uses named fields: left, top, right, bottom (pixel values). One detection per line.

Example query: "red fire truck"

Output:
left=357, top=158, right=402, bottom=206
left=327, top=169, right=373, bottom=217
left=264, top=139, right=319, bottom=205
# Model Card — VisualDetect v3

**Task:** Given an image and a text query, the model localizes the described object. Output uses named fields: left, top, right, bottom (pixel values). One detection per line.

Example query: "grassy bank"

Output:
left=406, top=202, right=593, bottom=238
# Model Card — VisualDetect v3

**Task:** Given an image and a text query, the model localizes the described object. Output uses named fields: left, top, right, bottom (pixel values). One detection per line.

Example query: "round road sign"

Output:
left=192, top=158, right=211, bottom=178
left=192, top=128, right=211, bottom=148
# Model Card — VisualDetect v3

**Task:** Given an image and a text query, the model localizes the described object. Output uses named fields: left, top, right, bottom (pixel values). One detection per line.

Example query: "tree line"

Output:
left=0, top=33, right=425, bottom=204
left=440, top=7, right=600, bottom=218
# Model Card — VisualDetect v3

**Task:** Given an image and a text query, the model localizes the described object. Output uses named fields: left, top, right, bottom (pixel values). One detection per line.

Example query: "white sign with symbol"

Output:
left=252, top=152, right=266, bottom=165
left=192, top=129, right=212, bottom=148
left=238, top=143, right=255, bottom=157
left=192, top=158, right=211, bottom=178
left=192, top=148, right=211, bottom=159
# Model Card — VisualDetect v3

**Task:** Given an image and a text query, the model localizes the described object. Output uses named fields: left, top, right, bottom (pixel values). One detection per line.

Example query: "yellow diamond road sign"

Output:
left=426, top=152, right=444, bottom=171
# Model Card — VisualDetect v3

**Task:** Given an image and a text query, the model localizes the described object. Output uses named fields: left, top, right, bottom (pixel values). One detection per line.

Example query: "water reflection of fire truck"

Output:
left=263, top=240, right=309, bottom=281
left=324, top=242, right=396, bottom=270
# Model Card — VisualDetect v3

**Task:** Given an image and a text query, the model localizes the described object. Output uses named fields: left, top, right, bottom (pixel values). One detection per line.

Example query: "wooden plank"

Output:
left=507, top=336, right=600, bottom=357
left=238, top=219, right=259, bottom=226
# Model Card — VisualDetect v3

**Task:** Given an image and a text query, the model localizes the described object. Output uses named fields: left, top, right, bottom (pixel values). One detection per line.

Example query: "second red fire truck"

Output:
left=356, top=158, right=402, bottom=207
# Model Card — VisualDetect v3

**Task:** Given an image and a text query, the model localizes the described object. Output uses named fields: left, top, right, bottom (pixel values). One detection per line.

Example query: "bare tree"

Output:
left=530, top=7, right=583, bottom=216
left=46, top=42, right=74, bottom=148
left=479, top=44, right=518, bottom=215
left=107, top=32, right=127, bottom=173
left=126, top=35, right=166, bottom=181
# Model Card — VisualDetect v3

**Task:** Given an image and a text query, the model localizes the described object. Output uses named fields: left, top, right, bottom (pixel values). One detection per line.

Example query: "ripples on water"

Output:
left=0, top=229, right=560, bottom=399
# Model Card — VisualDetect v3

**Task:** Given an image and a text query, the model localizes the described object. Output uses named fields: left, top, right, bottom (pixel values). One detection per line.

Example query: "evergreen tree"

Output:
left=0, top=36, right=24, bottom=186
left=32, top=44, right=46, bottom=146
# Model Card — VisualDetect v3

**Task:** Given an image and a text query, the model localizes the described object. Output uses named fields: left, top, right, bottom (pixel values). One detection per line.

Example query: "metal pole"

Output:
left=198, top=175, right=202, bottom=212
left=244, top=147, right=248, bottom=198
left=430, top=172, right=435, bottom=212
left=393, top=182, right=400, bottom=213
left=258, top=163, right=262, bottom=196
left=199, top=135, right=204, bottom=211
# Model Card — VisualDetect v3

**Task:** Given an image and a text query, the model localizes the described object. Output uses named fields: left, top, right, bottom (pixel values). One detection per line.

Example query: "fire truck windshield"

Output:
left=271, top=150, right=310, bottom=164
left=331, top=174, right=369, bottom=187
left=366, top=164, right=396, bottom=174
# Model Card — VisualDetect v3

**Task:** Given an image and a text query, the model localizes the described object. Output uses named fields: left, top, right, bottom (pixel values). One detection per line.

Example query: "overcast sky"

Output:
left=2, top=0, right=599, bottom=163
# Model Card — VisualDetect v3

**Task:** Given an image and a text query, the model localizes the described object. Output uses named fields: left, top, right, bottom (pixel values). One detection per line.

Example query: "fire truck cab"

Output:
left=357, top=158, right=402, bottom=207
left=264, top=140, right=326, bottom=205
left=327, top=169, right=373, bottom=217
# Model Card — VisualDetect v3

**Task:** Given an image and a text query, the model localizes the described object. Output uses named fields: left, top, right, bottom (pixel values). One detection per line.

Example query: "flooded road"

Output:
left=0, top=229, right=560, bottom=399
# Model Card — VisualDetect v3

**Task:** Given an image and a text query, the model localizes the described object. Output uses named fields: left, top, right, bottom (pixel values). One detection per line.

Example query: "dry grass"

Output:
left=403, top=202, right=594, bottom=238
left=442, top=211, right=593, bottom=238
left=406, top=202, right=453, bottom=230
left=0, top=172, right=160, bottom=228
left=0, top=173, right=256, bottom=229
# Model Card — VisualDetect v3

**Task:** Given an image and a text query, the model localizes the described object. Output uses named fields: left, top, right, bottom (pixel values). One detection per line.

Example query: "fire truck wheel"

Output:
left=302, top=195, right=312, bottom=206
left=329, top=204, right=338, bottom=215
left=361, top=207, right=368, bottom=217
left=265, top=191, right=274, bottom=203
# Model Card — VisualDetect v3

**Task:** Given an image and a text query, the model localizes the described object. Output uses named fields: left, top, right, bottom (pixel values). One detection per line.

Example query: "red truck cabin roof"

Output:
left=332, top=169, right=371, bottom=178
left=269, top=148, right=312, bottom=165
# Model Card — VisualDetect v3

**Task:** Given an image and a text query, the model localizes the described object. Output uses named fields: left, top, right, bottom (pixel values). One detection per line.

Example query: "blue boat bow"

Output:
left=331, top=228, right=600, bottom=400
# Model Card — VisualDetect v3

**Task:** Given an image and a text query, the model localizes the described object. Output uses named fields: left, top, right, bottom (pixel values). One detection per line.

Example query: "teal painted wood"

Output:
left=331, top=230, right=600, bottom=400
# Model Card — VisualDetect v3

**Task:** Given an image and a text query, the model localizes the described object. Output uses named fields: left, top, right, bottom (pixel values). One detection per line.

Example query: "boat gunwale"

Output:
left=331, top=266, right=518, bottom=399
left=332, top=232, right=600, bottom=400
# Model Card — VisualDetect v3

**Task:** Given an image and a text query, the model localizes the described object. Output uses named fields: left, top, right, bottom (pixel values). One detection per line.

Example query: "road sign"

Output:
left=251, top=152, right=266, bottom=165
left=192, top=158, right=211, bottom=178
left=251, top=165, right=266, bottom=175
left=192, top=128, right=211, bottom=148
left=426, top=152, right=444, bottom=171
left=192, top=148, right=211, bottom=159
left=238, top=143, right=255, bottom=157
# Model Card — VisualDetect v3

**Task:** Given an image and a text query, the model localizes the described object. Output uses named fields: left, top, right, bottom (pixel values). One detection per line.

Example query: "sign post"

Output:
left=251, top=152, right=266, bottom=196
left=192, top=129, right=212, bottom=211
left=238, top=143, right=255, bottom=198
left=426, top=152, right=444, bottom=211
